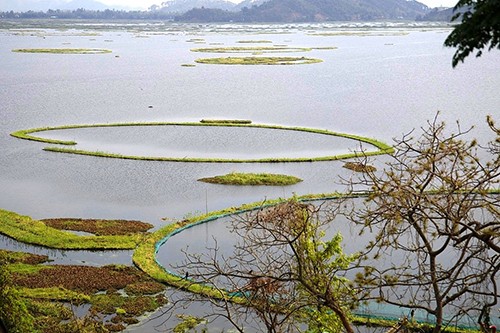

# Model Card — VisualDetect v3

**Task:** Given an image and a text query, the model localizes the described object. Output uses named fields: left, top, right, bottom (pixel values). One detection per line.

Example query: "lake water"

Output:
left=0, top=20, right=499, bottom=332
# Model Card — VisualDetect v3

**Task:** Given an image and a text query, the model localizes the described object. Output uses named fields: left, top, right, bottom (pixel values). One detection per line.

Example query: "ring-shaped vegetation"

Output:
left=12, top=48, right=112, bottom=54
left=11, top=121, right=394, bottom=163
left=191, top=46, right=312, bottom=53
left=195, top=56, right=322, bottom=65
left=132, top=193, right=367, bottom=300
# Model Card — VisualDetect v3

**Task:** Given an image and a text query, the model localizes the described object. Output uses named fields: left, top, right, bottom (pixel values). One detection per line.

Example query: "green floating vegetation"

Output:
left=181, top=63, right=196, bottom=67
left=11, top=121, right=394, bottom=163
left=0, top=209, right=149, bottom=250
left=237, top=40, right=272, bottom=43
left=311, top=46, right=338, bottom=50
left=6, top=256, right=168, bottom=331
left=200, top=119, right=252, bottom=124
left=12, top=48, right=112, bottom=54
left=195, top=56, right=323, bottom=65
left=343, top=162, right=377, bottom=173
left=186, top=38, right=205, bottom=43
left=191, top=46, right=312, bottom=53
left=198, top=172, right=303, bottom=186
left=0, top=249, right=48, bottom=265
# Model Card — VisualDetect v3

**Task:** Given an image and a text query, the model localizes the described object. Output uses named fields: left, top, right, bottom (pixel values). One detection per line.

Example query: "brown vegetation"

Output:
left=41, top=218, right=153, bottom=236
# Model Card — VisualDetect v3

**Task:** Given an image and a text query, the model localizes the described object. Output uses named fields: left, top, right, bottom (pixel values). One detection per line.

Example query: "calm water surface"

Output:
left=1, top=21, right=499, bottom=332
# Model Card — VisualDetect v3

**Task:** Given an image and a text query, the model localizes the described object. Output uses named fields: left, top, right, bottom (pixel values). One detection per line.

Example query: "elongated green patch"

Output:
left=199, top=172, right=302, bottom=185
left=195, top=56, right=322, bottom=65
left=12, top=48, right=112, bottom=54
left=191, top=46, right=311, bottom=53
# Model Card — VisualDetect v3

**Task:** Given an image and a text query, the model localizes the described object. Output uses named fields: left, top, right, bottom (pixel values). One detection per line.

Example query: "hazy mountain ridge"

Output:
left=2, top=0, right=432, bottom=22
left=150, top=0, right=237, bottom=13
left=176, top=0, right=430, bottom=22
left=416, top=6, right=460, bottom=21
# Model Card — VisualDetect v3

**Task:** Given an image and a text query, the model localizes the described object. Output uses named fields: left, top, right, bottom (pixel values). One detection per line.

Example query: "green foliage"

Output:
left=305, top=306, right=346, bottom=333
left=444, top=0, right=500, bottom=67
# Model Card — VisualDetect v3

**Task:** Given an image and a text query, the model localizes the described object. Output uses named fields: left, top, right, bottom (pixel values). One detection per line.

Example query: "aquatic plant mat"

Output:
left=2, top=249, right=167, bottom=332
left=198, top=172, right=302, bottom=185
left=11, top=121, right=394, bottom=163
left=191, top=46, right=313, bottom=53
left=40, top=218, right=153, bottom=236
left=343, top=161, right=377, bottom=172
left=195, top=56, right=323, bottom=65
left=0, top=209, right=152, bottom=250
left=12, top=48, right=112, bottom=54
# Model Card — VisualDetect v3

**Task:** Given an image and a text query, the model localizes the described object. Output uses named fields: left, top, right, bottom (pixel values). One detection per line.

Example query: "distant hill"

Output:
left=416, top=6, right=462, bottom=21
left=150, top=0, right=237, bottom=14
left=60, top=0, right=109, bottom=10
left=175, top=0, right=430, bottom=22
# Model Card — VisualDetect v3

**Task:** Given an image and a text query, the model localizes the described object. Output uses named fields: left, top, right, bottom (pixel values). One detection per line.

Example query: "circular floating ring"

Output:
left=195, top=56, right=323, bottom=65
left=12, top=48, right=112, bottom=54
left=132, top=193, right=367, bottom=297
left=10, top=121, right=393, bottom=163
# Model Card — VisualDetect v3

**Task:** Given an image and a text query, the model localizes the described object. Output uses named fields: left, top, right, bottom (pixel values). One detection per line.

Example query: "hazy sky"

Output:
left=100, top=0, right=458, bottom=10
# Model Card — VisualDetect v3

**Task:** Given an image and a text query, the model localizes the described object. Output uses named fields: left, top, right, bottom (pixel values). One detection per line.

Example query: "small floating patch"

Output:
left=12, top=48, right=112, bottom=54
left=198, top=172, right=302, bottom=186
left=343, top=162, right=377, bottom=173
left=200, top=119, right=252, bottom=124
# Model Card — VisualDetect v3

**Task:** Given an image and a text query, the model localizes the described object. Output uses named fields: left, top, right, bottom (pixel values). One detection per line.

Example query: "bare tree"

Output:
left=175, top=199, right=359, bottom=333
left=349, top=114, right=499, bottom=333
